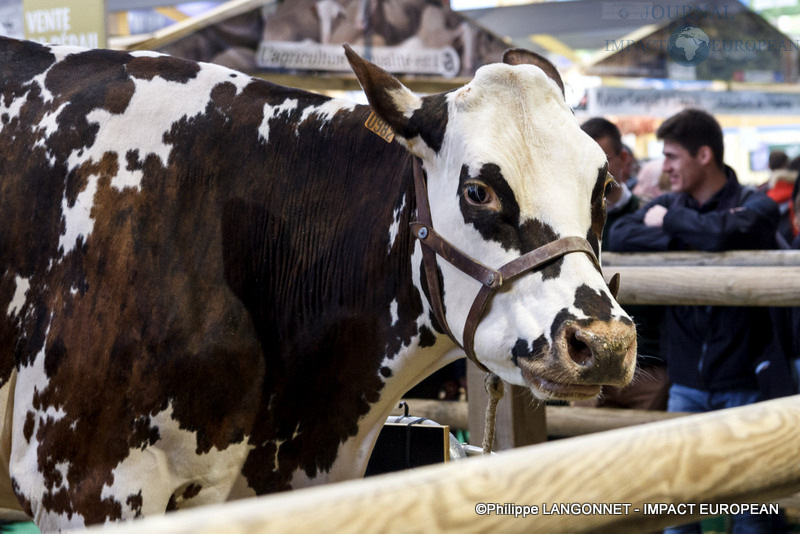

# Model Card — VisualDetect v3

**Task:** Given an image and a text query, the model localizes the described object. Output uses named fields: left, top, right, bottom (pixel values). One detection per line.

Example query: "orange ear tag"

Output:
left=365, top=110, right=395, bottom=143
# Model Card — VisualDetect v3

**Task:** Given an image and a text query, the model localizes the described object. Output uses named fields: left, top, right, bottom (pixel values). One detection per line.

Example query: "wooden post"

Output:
left=466, top=360, right=546, bottom=451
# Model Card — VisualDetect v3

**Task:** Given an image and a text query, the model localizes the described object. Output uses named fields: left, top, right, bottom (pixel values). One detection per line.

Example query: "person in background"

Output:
left=770, top=176, right=800, bottom=398
left=793, top=176, right=800, bottom=249
left=767, top=150, right=788, bottom=179
left=578, top=117, right=668, bottom=411
left=620, top=143, right=639, bottom=190
left=633, top=158, right=669, bottom=202
left=609, top=108, right=787, bottom=534
left=790, top=179, right=800, bottom=386
left=766, top=151, right=798, bottom=247
left=580, top=119, right=640, bottom=251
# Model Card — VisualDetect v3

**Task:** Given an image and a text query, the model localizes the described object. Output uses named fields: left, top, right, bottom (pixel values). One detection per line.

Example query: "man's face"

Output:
left=662, top=140, right=705, bottom=196
left=596, top=136, right=625, bottom=181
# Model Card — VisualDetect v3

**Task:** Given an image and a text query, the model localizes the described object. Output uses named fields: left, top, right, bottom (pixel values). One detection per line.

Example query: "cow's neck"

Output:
left=288, top=156, right=463, bottom=488
left=231, top=134, right=464, bottom=494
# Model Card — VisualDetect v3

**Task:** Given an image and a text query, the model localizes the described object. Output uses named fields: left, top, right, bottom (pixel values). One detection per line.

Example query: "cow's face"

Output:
left=346, top=47, right=636, bottom=401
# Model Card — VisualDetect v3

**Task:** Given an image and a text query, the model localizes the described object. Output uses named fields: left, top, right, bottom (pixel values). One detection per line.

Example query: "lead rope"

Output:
left=482, top=373, right=504, bottom=454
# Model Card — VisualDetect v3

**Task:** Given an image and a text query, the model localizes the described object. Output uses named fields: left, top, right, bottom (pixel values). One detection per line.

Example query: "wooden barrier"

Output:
left=391, top=399, right=685, bottom=437
left=604, top=250, right=800, bottom=267
left=93, top=395, right=800, bottom=533
left=392, top=398, right=470, bottom=429
left=600, top=251, right=800, bottom=305
left=604, top=267, right=800, bottom=306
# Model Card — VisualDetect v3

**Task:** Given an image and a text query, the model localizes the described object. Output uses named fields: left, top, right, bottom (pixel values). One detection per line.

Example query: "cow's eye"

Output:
left=604, top=174, right=618, bottom=197
left=465, top=183, right=491, bottom=205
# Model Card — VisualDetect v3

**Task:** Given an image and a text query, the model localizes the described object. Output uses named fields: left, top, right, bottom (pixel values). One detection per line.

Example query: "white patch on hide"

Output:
left=58, top=168, right=99, bottom=254
left=298, top=99, right=355, bottom=129
left=49, top=59, right=252, bottom=255
left=6, top=276, right=30, bottom=318
left=0, top=93, right=33, bottom=136
left=258, top=98, right=298, bottom=143
left=389, top=299, right=399, bottom=327
left=387, top=193, right=406, bottom=253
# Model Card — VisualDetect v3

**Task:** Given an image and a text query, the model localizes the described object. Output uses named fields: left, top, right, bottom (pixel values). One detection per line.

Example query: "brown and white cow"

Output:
left=0, top=36, right=636, bottom=529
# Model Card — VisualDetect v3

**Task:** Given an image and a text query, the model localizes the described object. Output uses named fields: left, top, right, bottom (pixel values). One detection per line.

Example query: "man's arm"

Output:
left=607, top=196, right=673, bottom=252
left=662, top=193, right=779, bottom=251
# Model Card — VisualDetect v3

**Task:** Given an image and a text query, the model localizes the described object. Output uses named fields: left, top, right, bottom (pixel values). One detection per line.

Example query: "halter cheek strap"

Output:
left=410, top=158, right=618, bottom=372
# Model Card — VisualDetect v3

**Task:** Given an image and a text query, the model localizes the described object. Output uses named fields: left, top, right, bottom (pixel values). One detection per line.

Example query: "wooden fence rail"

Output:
left=601, top=251, right=800, bottom=305
left=94, top=395, right=800, bottom=533
left=604, top=267, right=800, bottom=306
left=390, top=398, right=685, bottom=436
left=604, top=250, right=800, bottom=267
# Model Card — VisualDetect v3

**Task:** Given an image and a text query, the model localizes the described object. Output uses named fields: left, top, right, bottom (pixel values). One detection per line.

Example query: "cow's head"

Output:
left=345, top=46, right=636, bottom=401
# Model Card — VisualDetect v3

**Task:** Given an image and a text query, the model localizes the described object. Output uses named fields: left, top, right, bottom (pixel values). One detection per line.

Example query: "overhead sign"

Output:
left=256, top=41, right=460, bottom=78
left=23, top=0, right=105, bottom=48
left=587, top=86, right=800, bottom=117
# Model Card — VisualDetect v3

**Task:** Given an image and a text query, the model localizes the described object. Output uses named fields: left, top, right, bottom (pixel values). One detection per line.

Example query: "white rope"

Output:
left=482, top=373, right=504, bottom=454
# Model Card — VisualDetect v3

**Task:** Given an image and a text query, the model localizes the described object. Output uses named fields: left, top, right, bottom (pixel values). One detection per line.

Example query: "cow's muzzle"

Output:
left=519, top=319, right=637, bottom=400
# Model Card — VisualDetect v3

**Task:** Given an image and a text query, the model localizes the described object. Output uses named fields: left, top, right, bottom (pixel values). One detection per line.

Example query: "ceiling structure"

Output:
left=460, top=0, right=753, bottom=67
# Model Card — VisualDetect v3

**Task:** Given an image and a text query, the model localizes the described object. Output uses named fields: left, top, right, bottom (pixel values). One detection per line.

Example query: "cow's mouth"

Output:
left=520, top=367, right=601, bottom=400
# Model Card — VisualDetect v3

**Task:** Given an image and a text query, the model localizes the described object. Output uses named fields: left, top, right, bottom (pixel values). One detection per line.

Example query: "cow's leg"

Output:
left=0, top=370, right=32, bottom=523
left=10, top=404, right=251, bottom=529
left=99, top=408, right=253, bottom=516
left=9, top=359, right=252, bottom=529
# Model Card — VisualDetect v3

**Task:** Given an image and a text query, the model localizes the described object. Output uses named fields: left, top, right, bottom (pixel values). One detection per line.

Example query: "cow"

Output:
left=0, top=36, right=636, bottom=530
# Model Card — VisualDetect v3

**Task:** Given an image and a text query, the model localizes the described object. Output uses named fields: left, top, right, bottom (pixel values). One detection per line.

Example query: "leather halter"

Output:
left=410, top=158, right=619, bottom=373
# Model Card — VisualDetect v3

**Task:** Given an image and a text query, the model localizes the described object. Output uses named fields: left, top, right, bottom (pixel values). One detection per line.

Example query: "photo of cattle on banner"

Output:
left=157, top=0, right=508, bottom=78
left=0, top=1, right=644, bottom=531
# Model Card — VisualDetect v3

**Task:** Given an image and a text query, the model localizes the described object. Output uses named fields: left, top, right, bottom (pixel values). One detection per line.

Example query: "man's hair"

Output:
left=656, top=109, right=724, bottom=169
left=581, top=117, right=622, bottom=155
left=768, top=150, right=789, bottom=171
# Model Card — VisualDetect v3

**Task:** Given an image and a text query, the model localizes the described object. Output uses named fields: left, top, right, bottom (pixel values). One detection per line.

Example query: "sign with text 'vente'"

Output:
left=23, top=0, right=105, bottom=48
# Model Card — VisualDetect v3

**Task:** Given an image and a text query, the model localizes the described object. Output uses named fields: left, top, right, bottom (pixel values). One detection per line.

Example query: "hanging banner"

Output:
left=159, top=0, right=507, bottom=78
left=256, top=41, right=460, bottom=78
left=587, top=86, right=800, bottom=117
left=0, top=0, right=24, bottom=38
left=23, top=0, right=105, bottom=48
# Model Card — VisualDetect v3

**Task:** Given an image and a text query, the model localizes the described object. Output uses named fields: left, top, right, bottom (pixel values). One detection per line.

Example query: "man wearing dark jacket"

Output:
left=608, top=109, right=783, bottom=534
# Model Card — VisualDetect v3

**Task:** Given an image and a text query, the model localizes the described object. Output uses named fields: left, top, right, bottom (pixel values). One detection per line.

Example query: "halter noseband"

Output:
left=410, top=158, right=619, bottom=373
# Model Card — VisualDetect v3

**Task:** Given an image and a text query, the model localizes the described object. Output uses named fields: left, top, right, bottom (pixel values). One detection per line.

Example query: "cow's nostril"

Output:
left=554, top=321, right=637, bottom=387
left=568, top=330, right=593, bottom=366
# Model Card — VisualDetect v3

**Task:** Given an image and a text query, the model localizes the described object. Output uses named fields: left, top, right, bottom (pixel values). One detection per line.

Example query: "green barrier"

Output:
left=1, top=522, right=41, bottom=534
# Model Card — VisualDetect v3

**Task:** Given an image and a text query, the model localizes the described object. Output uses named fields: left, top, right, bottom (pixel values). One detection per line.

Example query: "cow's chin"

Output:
left=519, top=366, right=602, bottom=401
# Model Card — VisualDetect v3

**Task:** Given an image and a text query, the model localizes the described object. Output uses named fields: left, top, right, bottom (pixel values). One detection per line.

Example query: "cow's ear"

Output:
left=344, top=44, right=423, bottom=146
left=502, top=48, right=565, bottom=97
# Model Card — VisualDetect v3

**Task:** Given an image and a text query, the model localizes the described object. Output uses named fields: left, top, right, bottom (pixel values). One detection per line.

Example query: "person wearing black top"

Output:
left=609, top=109, right=786, bottom=534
